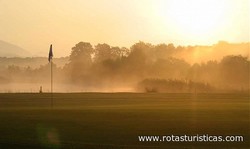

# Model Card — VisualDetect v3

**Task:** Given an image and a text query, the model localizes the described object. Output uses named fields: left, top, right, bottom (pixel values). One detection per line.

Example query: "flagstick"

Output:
left=51, top=59, right=53, bottom=109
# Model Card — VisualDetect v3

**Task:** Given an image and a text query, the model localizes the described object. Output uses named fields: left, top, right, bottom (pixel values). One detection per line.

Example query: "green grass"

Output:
left=0, top=93, right=249, bottom=148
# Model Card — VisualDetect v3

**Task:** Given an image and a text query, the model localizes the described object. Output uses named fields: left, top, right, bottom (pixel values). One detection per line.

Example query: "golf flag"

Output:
left=48, top=44, right=54, bottom=108
left=48, top=44, right=53, bottom=62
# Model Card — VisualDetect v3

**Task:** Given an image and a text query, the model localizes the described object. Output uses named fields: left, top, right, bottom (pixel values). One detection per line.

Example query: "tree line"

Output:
left=0, top=41, right=249, bottom=92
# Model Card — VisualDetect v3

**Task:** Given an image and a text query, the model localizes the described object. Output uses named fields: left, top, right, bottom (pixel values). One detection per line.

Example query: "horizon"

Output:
left=0, top=40, right=249, bottom=58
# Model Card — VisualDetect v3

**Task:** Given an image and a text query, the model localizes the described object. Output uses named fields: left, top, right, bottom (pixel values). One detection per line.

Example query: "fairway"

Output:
left=0, top=93, right=249, bottom=149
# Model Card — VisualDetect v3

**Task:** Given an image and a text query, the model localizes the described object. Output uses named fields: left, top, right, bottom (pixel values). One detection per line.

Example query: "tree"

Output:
left=219, top=55, right=249, bottom=90
left=94, top=43, right=113, bottom=62
left=155, top=43, right=175, bottom=59
left=69, top=42, right=93, bottom=67
left=94, top=44, right=129, bottom=63
left=128, top=42, right=154, bottom=65
left=68, top=42, right=94, bottom=82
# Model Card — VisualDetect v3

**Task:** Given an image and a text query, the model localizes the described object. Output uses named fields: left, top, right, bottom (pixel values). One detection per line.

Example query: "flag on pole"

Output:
left=48, top=44, right=53, bottom=62
left=48, top=44, right=53, bottom=108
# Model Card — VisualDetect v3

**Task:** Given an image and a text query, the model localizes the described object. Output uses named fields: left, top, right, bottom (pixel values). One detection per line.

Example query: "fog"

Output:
left=0, top=41, right=249, bottom=93
left=175, top=41, right=249, bottom=64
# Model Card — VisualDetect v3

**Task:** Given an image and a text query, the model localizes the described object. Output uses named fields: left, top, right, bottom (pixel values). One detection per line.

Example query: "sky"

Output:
left=0, top=0, right=249, bottom=57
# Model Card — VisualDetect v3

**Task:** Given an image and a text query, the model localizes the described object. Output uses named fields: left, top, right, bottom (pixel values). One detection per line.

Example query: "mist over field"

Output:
left=0, top=41, right=249, bottom=93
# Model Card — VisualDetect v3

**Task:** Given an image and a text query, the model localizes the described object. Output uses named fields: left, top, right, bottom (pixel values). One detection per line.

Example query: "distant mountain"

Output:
left=0, top=40, right=31, bottom=57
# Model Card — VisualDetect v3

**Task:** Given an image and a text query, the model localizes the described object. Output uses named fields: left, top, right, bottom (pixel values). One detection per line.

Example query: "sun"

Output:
left=155, top=0, right=229, bottom=41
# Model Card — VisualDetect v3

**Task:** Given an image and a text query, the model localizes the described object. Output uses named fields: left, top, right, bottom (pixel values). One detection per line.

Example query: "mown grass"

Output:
left=0, top=93, right=249, bottom=148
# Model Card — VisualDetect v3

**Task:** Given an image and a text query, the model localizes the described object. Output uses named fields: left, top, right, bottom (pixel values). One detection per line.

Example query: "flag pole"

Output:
left=51, top=58, right=53, bottom=109
left=49, top=44, right=53, bottom=109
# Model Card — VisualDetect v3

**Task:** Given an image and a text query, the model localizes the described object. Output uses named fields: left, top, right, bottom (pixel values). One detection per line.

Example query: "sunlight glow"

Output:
left=0, top=0, right=248, bottom=56
left=156, top=0, right=230, bottom=41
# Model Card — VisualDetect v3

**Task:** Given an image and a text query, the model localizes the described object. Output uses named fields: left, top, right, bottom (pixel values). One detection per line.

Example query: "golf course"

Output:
left=0, top=93, right=249, bottom=148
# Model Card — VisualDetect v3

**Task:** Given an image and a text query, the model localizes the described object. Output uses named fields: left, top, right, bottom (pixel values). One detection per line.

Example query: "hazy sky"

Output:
left=0, top=0, right=249, bottom=57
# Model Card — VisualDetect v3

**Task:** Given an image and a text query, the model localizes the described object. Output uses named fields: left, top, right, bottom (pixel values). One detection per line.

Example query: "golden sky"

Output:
left=0, top=0, right=249, bottom=57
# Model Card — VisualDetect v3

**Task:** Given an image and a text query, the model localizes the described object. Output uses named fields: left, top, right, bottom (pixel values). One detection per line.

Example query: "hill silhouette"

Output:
left=0, top=40, right=31, bottom=57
